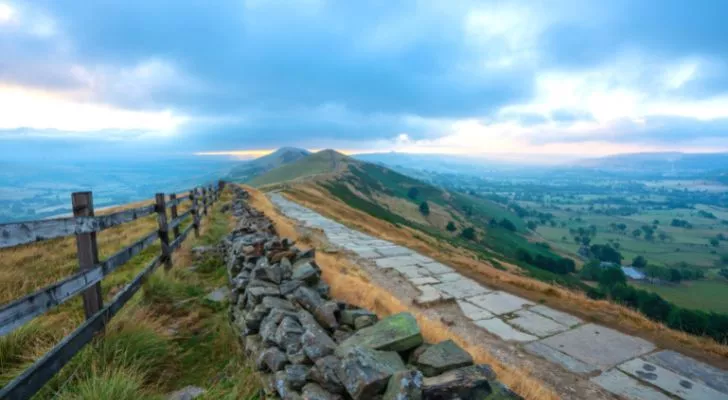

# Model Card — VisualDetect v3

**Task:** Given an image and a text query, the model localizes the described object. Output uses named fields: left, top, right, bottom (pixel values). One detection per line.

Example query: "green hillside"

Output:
left=228, top=147, right=310, bottom=182
left=248, top=149, right=351, bottom=186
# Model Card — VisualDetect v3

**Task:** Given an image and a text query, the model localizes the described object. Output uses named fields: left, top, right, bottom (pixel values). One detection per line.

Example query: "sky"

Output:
left=1, top=0, right=728, bottom=162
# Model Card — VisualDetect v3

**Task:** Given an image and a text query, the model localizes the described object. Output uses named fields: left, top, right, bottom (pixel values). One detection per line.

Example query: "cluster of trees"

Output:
left=720, top=268, right=728, bottom=280
left=643, top=264, right=704, bottom=283
left=488, top=217, right=517, bottom=232
left=419, top=201, right=430, bottom=216
left=516, top=248, right=576, bottom=275
left=587, top=267, right=728, bottom=343
left=589, top=243, right=623, bottom=264
left=671, top=218, right=693, bottom=229
left=697, top=210, right=717, bottom=219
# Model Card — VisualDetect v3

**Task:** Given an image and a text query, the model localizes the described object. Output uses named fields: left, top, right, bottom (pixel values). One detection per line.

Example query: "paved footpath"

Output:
left=270, top=194, right=728, bottom=400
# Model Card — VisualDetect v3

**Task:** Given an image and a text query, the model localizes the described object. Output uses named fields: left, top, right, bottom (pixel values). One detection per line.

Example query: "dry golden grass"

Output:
left=279, top=183, right=728, bottom=366
left=246, top=184, right=559, bottom=400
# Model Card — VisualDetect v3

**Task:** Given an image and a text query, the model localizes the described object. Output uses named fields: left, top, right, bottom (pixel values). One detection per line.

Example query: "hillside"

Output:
left=254, top=150, right=581, bottom=289
left=227, top=147, right=310, bottom=182
left=247, top=149, right=351, bottom=186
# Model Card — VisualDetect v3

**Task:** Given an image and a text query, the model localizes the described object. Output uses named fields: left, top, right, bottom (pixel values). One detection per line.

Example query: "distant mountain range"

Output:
left=575, top=152, right=728, bottom=173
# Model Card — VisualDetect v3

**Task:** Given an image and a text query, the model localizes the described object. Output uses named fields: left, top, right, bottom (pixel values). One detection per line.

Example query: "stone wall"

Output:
left=221, top=187, right=520, bottom=400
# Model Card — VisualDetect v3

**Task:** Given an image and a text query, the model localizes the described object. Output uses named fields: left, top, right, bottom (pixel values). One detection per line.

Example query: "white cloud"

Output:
left=0, top=2, right=14, bottom=23
left=0, top=84, right=188, bottom=133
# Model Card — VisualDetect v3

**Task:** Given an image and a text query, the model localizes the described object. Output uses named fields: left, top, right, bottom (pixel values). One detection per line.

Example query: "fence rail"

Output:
left=0, top=180, right=226, bottom=400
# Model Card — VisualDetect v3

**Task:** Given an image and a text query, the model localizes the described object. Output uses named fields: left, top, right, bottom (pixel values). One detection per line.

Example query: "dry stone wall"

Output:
left=220, top=186, right=520, bottom=400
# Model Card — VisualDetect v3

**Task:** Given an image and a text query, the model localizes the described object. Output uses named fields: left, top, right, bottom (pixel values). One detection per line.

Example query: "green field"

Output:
left=632, top=280, right=728, bottom=313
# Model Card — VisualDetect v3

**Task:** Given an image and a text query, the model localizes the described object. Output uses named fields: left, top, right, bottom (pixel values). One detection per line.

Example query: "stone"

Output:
left=301, top=329, right=337, bottom=362
left=383, top=369, right=424, bottom=400
left=292, top=260, right=321, bottom=284
left=167, top=385, right=206, bottom=400
left=539, top=324, right=655, bottom=370
left=247, top=285, right=280, bottom=304
left=333, top=329, right=353, bottom=343
left=432, top=279, right=490, bottom=299
left=422, top=365, right=496, bottom=399
left=312, top=355, right=346, bottom=394
left=414, top=285, right=447, bottom=305
left=340, top=309, right=377, bottom=327
left=618, top=358, right=726, bottom=400
left=315, top=281, right=331, bottom=298
left=529, top=305, right=583, bottom=328
left=644, top=350, right=728, bottom=395
left=436, top=272, right=463, bottom=283
left=417, top=261, right=454, bottom=275
left=337, top=312, right=423, bottom=356
left=314, top=301, right=340, bottom=330
left=474, top=319, right=537, bottom=342
left=413, top=339, right=474, bottom=377
left=205, top=287, right=228, bottom=303
left=466, top=292, right=533, bottom=315
left=275, top=370, right=303, bottom=400
left=292, top=286, right=325, bottom=312
left=301, top=383, right=343, bottom=400
left=376, top=246, right=413, bottom=257
left=265, top=263, right=284, bottom=284
left=275, top=316, right=305, bottom=352
left=287, top=346, right=311, bottom=365
left=456, top=299, right=494, bottom=321
left=523, top=342, right=600, bottom=375
left=244, top=334, right=264, bottom=357
left=375, top=256, right=421, bottom=269
left=507, top=310, right=568, bottom=338
left=285, top=364, right=311, bottom=390
left=280, top=257, right=294, bottom=279
left=408, top=277, right=440, bottom=286
left=393, top=265, right=430, bottom=279
left=262, top=296, right=297, bottom=312
left=259, top=347, right=288, bottom=372
left=336, top=347, right=407, bottom=400
left=354, top=315, right=377, bottom=330
left=591, top=369, right=671, bottom=400
left=280, top=279, right=304, bottom=296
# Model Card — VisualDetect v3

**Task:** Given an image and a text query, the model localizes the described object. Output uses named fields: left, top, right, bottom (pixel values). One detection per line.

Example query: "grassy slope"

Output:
left=248, top=149, right=348, bottom=187
left=0, top=190, right=259, bottom=399
left=281, top=183, right=728, bottom=365
left=633, top=280, right=728, bottom=314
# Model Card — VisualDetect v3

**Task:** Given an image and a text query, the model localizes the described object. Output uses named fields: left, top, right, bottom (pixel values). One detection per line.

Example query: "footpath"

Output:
left=270, top=193, right=728, bottom=400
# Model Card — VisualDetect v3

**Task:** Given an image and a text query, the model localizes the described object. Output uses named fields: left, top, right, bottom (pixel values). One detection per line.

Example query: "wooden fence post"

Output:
left=72, top=192, right=104, bottom=319
left=169, top=193, right=180, bottom=239
left=155, top=193, right=173, bottom=270
left=191, top=189, right=200, bottom=237
left=202, top=187, right=208, bottom=216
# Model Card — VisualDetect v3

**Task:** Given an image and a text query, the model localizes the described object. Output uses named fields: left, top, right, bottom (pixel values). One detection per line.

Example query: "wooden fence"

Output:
left=0, top=180, right=226, bottom=400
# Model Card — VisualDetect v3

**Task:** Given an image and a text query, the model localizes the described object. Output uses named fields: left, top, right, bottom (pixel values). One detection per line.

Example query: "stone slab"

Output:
left=356, top=250, right=382, bottom=259
left=456, top=299, right=494, bottom=321
left=417, top=261, right=454, bottom=275
left=466, top=291, right=533, bottom=315
left=432, top=279, right=490, bottom=299
left=436, top=272, right=463, bottom=283
left=644, top=350, right=728, bottom=395
left=523, top=342, right=601, bottom=375
left=507, top=310, right=569, bottom=338
left=415, top=285, right=450, bottom=305
left=410, top=253, right=434, bottom=263
left=529, top=305, right=583, bottom=328
left=591, top=369, right=672, bottom=400
left=205, top=287, right=228, bottom=303
left=393, top=265, right=431, bottom=279
left=540, top=324, right=655, bottom=370
left=375, top=256, right=421, bottom=269
left=474, top=318, right=537, bottom=342
left=376, top=246, right=413, bottom=257
left=618, top=358, right=726, bottom=400
left=409, top=276, right=440, bottom=286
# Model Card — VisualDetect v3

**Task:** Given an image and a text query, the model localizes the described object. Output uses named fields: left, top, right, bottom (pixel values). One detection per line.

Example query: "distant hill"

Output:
left=227, top=147, right=310, bottom=182
left=575, top=152, right=728, bottom=172
left=248, top=149, right=350, bottom=186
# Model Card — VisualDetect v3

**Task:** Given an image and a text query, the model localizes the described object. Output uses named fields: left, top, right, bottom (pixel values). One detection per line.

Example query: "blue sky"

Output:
left=1, top=0, right=728, bottom=161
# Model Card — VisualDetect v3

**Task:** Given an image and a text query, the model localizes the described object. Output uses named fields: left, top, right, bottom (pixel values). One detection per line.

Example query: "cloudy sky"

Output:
left=1, top=0, right=728, bottom=161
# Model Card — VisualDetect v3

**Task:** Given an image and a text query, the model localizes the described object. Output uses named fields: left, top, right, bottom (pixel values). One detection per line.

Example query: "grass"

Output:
left=0, top=188, right=260, bottom=399
left=246, top=184, right=559, bottom=400
left=633, top=280, right=728, bottom=314
left=248, top=149, right=348, bottom=187
left=279, top=182, right=728, bottom=365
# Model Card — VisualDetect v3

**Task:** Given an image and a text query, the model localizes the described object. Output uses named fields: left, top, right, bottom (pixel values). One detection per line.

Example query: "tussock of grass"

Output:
left=246, top=185, right=558, bottom=400
left=56, top=368, right=153, bottom=400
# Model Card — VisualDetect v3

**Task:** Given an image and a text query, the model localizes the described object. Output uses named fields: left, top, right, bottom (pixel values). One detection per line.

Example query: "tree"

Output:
left=599, top=266, right=627, bottom=288
left=407, top=187, right=419, bottom=200
left=632, top=255, right=647, bottom=269
left=527, top=221, right=538, bottom=230
left=461, top=227, right=476, bottom=241
left=446, top=221, right=456, bottom=232
left=617, top=223, right=627, bottom=232
left=710, top=238, right=720, bottom=247
left=719, top=268, right=728, bottom=280
left=419, top=201, right=430, bottom=216
left=658, top=232, right=669, bottom=242
left=590, top=244, right=623, bottom=264
left=632, top=229, right=642, bottom=238
left=579, top=261, right=602, bottom=281
left=499, top=218, right=517, bottom=232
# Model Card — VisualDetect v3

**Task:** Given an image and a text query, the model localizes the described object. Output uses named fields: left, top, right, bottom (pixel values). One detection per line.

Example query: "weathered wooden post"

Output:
left=169, top=193, right=180, bottom=239
left=202, top=187, right=208, bottom=216
left=155, top=193, right=173, bottom=270
left=191, top=189, right=200, bottom=237
left=72, top=192, right=104, bottom=319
